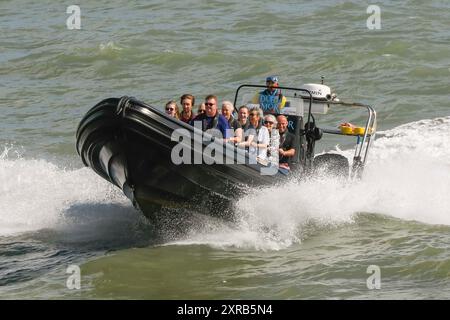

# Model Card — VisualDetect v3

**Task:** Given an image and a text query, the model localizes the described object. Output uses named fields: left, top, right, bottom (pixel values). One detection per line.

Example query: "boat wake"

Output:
left=167, top=116, right=450, bottom=249
left=1, top=116, right=450, bottom=250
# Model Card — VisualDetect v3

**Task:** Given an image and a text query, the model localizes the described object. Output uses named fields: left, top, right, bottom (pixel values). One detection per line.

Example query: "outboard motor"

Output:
left=299, top=82, right=338, bottom=115
left=299, top=83, right=333, bottom=101
left=300, top=80, right=346, bottom=177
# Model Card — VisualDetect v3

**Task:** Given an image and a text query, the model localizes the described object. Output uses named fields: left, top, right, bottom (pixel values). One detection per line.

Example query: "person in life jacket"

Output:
left=252, top=76, right=287, bottom=114
left=191, top=95, right=231, bottom=139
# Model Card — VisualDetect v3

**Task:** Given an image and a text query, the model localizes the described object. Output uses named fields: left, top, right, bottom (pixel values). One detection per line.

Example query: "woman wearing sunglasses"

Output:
left=165, top=100, right=180, bottom=119
left=264, top=114, right=279, bottom=164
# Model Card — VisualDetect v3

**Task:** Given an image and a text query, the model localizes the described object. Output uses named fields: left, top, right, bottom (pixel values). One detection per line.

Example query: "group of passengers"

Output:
left=164, top=76, right=296, bottom=174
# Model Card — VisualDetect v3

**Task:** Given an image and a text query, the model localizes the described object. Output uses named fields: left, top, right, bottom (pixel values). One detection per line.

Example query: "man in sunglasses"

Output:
left=252, top=76, right=286, bottom=114
left=191, top=95, right=230, bottom=139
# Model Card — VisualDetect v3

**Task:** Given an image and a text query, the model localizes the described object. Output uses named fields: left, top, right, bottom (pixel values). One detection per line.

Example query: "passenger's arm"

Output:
left=279, top=148, right=295, bottom=157
left=252, top=141, right=267, bottom=149
left=229, top=128, right=243, bottom=143
left=238, top=134, right=254, bottom=147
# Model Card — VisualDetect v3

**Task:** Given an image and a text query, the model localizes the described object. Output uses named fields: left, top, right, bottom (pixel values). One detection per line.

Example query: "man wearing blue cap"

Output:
left=252, top=76, right=286, bottom=114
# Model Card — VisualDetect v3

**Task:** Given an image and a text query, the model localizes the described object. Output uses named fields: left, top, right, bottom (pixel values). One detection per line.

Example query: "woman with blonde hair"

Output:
left=165, top=100, right=180, bottom=119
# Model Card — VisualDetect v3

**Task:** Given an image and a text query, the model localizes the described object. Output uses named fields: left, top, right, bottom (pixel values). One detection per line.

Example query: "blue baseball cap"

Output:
left=266, top=76, right=279, bottom=83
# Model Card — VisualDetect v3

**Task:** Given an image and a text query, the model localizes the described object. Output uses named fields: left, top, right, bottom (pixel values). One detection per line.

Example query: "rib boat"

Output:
left=76, top=83, right=377, bottom=219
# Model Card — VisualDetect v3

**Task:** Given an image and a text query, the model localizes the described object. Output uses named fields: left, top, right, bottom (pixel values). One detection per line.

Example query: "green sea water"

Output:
left=0, top=0, right=449, bottom=299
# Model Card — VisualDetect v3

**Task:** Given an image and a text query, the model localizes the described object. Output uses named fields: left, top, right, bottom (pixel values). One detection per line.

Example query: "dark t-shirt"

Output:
left=279, top=131, right=296, bottom=164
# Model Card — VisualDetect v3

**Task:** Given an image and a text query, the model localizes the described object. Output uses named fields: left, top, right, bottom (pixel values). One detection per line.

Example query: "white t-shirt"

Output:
left=249, top=126, right=270, bottom=160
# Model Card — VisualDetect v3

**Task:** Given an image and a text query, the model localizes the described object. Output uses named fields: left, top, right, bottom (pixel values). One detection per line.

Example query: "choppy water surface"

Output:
left=1, top=0, right=449, bottom=299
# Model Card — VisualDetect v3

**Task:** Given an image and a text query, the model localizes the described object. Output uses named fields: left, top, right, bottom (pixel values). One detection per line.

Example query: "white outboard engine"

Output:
left=299, top=83, right=332, bottom=101
left=299, top=82, right=338, bottom=114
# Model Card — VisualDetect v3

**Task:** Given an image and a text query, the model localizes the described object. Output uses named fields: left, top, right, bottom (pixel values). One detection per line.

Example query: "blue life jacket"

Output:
left=259, top=89, right=284, bottom=113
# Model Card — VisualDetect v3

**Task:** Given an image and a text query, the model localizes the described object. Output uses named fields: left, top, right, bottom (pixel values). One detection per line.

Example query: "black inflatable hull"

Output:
left=76, top=97, right=283, bottom=220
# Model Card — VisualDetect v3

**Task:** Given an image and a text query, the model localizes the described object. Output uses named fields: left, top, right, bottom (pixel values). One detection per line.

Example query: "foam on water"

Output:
left=0, top=145, right=134, bottom=237
left=356, top=117, right=450, bottom=224
left=1, top=117, right=450, bottom=250
left=171, top=116, right=450, bottom=250
left=99, top=41, right=123, bottom=52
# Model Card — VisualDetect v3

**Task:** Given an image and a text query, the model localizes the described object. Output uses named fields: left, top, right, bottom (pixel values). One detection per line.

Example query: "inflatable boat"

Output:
left=76, top=83, right=377, bottom=220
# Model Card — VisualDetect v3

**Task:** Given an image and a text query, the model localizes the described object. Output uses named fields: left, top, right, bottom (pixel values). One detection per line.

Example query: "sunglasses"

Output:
left=249, top=113, right=259, bottom=117
left=166, top=108, right=174, bottom=112
left=264, top=120, right=274, bottom=124
left=205, top=102, right=215, bottom=107
left=198, top=109, right=206, bottom=113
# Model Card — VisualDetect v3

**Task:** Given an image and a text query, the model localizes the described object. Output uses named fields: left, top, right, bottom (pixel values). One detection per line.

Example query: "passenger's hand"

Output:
left=340, top=122, right=355, bottom=128
left=279, top=149, right=285, bottom=156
